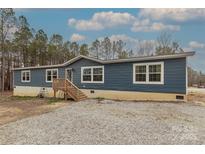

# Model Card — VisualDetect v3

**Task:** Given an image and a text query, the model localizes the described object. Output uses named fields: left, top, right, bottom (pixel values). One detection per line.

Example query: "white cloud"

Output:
left=68, top=11, right=136, bottom=31
left=68, top=10, right=181, bottom=32
left=131, top=19, right=180, bottom=32
left=70, top=33, right=86, bottom=42
left=139, top=8, right=205, bottom=22
left=189, top=41, right=205, bottom=49
left=68, top=18, right=103, bottom=31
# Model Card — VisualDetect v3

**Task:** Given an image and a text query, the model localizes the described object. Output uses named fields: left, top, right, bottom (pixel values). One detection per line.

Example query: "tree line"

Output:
left=188, top=67, right=205, bottom=87
left=0, top=8, right=204, bottom=91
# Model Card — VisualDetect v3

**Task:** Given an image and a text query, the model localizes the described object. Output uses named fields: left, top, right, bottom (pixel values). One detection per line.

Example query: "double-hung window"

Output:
left=135, top=65, right=147, bottom=83
left=133, top=62, right=164, bottom=84
left=46, top=69, right=58, bottom=82
left=81, top=66, right=104, bottom=83
left=82, top=68, right=92, bottom=82
left=93, top=67, right=103, bottom=82
left=21, top=70, right=31, bottom=82
left=149, top=64, right=162, bottom=82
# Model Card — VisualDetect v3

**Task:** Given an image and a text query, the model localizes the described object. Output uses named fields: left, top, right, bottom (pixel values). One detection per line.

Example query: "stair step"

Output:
left=78, top=98, right=87, bottom=101
left=53, top=79, right=87, bottom=101
left=78, top=94, right=86, bottom=96
left=78, top=96, right=87, bottom=98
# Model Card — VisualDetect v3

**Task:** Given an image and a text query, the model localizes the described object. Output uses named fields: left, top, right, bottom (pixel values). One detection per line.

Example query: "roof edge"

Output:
left=103, top=51, right=195, bottom=64
left=12, top=51, right=195, bottom=71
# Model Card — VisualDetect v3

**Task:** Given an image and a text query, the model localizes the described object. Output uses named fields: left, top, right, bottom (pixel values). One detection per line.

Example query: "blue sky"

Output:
left=15, top=8, right=205, bottom=72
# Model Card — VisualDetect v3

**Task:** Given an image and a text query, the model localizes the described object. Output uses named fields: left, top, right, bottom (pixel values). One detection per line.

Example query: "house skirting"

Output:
left=13, top=86, right=186, bottom=101
left=81, top=89, right=186, bottom=101
left=13, top=86, right=65, bottom=98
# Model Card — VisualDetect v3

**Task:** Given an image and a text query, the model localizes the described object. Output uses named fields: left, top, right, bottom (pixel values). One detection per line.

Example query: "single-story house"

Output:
left=12, top=51, right=195, bottom=101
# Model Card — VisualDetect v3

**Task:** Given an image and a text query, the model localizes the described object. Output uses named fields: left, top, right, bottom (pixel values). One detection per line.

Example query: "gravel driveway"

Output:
left=0, top=99, right=205, bottom=144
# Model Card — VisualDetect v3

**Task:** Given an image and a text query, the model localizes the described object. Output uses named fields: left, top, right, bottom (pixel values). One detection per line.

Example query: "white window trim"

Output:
left=21, top=70, right=31, bottom=82
left=46, top=68, right=58, bottom=83
left=133, top=62, right=164, bottom=85
left=81, top=66, right=104, bottom=83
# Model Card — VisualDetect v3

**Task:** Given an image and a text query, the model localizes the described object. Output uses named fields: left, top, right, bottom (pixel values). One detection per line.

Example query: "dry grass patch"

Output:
left=188, top=91, right=205, bottom=106
left=0, top=92, right=69, bottom=126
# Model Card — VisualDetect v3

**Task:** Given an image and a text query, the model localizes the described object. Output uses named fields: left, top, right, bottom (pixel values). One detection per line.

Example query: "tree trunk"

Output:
left=7, top=52, right=11, bottom=90
left=1, top=51, right=4, bottom=92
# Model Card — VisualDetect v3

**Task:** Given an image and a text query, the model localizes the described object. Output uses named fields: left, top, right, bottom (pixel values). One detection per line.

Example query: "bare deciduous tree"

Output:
left=137, top=40, right=155, bottom=56
left=155, top=32, right=184, bottom=55
left=90, top=39, right=100, bottom=59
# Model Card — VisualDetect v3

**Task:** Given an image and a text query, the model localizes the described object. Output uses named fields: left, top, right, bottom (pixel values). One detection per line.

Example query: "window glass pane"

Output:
left=52, top=70, right=57, bottom=80
left=93, top=75, right=102, bottom=81
left=149, top=64, right=161, bottom=73
left=26, top=72, right=30, bottom=81
left=47, top=70, right=51, bottom=76
left=156, top=65, right=161, bottom=72
left=136, top=74, right=146, bottom=82
left=83, top=75, right=91, bottom=81
left=23, top=72, right=25, bottom=81
left=26, top=75, right=30, bottom=80
left=26, top=72, right=29, bottom=76
left=93, top=68, right=102, bottom=74
left=53, top=70, right=57, bottom=76
left=47, top=75, right=51, bottom=81
left=149, top=74, right=161, bottom=82
left=136, top=65, right=146, bottom=73
left=149, top=65, right=153, bottom=72
left=83, top=68, right=91, bottom=75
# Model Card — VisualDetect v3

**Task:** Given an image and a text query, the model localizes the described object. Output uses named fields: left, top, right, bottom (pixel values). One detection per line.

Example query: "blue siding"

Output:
left=14, top=67, right=65, bottom=87
left=65, top=58, right=102, bottom=87
left=14, top=57, right=186, bottom=94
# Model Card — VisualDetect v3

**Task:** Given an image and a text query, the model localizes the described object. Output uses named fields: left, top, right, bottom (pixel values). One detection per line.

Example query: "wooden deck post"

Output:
left=54, top=89, right=56, bottom=98
left=65, top=93, right=67, bottom=100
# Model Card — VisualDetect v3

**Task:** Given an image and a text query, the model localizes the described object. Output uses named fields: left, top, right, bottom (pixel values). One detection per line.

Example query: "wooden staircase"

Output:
left=52, top=79, right=87, bottom=101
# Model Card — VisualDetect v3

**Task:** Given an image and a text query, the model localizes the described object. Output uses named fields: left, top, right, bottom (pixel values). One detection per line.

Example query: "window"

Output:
left=83, top=68, right=91, bottom=81
left=135, top=65, right=146, bottom=82
left=133, top=62, right=164, bottom=84
left=81, top=66, right=104, bottom=83
left=149, top=64, right=161, bottom=82
left=21, top=70, right=31, bottom=82
left=93, top=67, right=103, bottom=82
left=46, top=69, right=58, bottom=82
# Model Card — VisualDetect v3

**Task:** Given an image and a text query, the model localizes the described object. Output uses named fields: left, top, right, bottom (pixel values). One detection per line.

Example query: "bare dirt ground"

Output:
left=188, top=88, right=205, bottom=105
left=0, top=92, right=68, bottom=126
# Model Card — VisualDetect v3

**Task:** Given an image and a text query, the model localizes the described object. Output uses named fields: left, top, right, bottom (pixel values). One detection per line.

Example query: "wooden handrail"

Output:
left=65, top=79, right=80, bottom=90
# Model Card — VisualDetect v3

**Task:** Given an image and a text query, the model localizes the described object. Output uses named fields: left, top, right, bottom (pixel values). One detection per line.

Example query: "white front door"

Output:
left=65, top=68, right=73, bottom=82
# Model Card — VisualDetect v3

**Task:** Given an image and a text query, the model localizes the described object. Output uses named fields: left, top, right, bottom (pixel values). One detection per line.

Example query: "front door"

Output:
left=65, top=68, right=73, bottom=82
